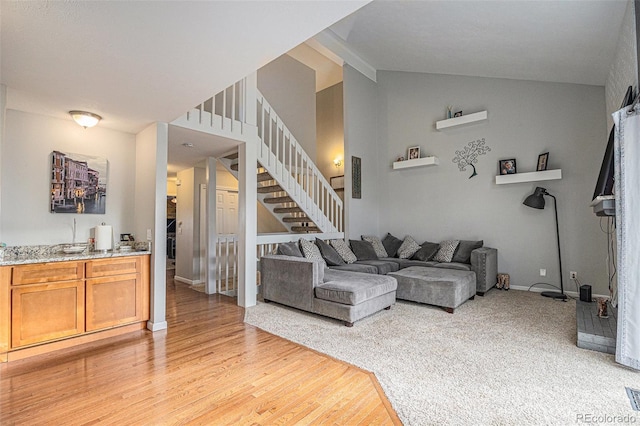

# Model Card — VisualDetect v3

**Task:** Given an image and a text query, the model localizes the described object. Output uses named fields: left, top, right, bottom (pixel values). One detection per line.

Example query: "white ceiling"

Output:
left=328, top=0, right=629, bottom=86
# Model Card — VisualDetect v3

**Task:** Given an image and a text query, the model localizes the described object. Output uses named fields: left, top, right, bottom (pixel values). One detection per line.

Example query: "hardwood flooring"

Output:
left=0, top=272, right=400, bottom=425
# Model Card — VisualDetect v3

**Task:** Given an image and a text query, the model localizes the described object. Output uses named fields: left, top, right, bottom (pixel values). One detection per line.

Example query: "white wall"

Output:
left=316, top=82, right=345, bottom=181
left=606, top=0, right=638, bottom=128
left=258, top=54, right=317, bottom=162
left=0, top=85, right=5, bottom=242
left=343, top=65, right=381, bottom=239
left=372, top=71, right=609, bottom=294
left=175, top=166, right=206, bottom=283
left=2, top=110, right=136, bottom=245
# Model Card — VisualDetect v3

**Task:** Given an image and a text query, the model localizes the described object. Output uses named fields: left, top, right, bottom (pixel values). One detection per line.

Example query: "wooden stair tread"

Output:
left=224, top=152, right=238, bottom=160
left=257, top=185, right=282, bottom=193
left=274, top=207, right=303, bottom=213
left=264, top=196, right=293, bottom=204
left=291, top=226, right=320, bottom=232
left=257, top=172, right=272, bottom=182
left=282, top=216, right=311, bottom=223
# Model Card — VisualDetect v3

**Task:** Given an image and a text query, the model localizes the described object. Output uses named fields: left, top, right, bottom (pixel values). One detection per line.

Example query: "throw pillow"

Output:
left=350, top=240, right=378, bottom=261
left=276, top=241, right=303, bottom=257
left=433, top=240, right=460, bottom=263
left=299, top=238, right=327, bottom=266
left=397, top=236, right=422, bottom=259
left=315, top=238, right=346, bottom=266
left=362, top=235, right=388, bottom=258
left=452, top=240, right=484, bottom=264
left=382, top=233, right=404, bottom=258
left=330, top=239, right=358, bottom=264
left=412, top=241, right=440, bottom=261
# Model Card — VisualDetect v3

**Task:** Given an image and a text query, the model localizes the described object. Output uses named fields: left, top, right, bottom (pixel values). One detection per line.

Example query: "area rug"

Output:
left=245, top=290, right=639, bottom=425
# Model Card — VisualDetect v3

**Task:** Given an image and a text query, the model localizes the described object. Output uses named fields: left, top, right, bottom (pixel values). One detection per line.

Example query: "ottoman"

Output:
left=389, top=266, right=476, bottom=313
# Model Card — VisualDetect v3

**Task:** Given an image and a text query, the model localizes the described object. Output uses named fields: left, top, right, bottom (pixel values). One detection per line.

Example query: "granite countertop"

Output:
left=0, top=249, right=151, bottom=266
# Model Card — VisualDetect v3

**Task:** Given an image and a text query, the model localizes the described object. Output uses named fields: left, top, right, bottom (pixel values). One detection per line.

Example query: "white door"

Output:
left=216, top=190, right=238, bottom=235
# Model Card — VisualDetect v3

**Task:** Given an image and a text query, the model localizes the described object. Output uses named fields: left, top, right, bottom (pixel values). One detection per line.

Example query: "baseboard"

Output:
left=507, top=285, right=609, bottom=299
left=147, top=320, right=168, bottom=332
left=174, top=275, right=204, bottom=286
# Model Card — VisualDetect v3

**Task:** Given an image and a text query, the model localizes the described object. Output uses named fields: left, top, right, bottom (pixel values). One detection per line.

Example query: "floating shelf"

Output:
left=393, top=156, right=440, bottom=170
left=495, top=169, right=562, bottom=185
left=436, top=110, right=488, bottom=130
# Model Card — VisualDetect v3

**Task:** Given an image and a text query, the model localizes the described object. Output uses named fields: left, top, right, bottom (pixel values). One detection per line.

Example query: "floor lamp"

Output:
left=523, top=187, right=567, bottom=301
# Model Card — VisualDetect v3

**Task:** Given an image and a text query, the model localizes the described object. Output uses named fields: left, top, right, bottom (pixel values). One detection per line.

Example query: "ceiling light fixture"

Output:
left=69, top=111, right=102, bottom=129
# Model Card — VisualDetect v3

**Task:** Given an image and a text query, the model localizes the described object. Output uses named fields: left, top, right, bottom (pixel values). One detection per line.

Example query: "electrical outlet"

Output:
left=570, top=271, right=577, bottom=279
left=540, top=269, right=547, bottom=277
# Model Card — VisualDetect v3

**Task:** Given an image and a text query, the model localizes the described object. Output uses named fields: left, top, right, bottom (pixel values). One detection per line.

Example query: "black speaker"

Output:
left=580, top=285, right=592, bottom=302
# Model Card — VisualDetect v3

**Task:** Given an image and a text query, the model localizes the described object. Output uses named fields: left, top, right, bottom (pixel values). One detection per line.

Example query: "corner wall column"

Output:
left=237, top=139, right=257, bottom=308
left=205, top=157, right=217, bottom=294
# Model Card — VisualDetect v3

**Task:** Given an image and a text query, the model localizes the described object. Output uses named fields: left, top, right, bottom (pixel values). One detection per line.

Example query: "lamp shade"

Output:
left=523, top=187, right=547, bottom=209
left=69, top=111, right=102, bottom=128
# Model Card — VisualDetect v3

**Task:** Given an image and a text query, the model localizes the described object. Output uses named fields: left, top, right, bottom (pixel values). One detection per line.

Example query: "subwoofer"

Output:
left=580, top=285, right=592, bottom=302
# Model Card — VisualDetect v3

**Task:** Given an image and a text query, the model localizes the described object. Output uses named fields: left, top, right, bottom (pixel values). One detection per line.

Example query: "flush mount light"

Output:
left=182, top=143, right=194, bottom=148
left=69, top=111, right=102, bottom=129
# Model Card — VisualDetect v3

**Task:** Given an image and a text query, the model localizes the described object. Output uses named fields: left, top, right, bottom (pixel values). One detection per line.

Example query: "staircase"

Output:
left=172, top=77, right=343, bottom=234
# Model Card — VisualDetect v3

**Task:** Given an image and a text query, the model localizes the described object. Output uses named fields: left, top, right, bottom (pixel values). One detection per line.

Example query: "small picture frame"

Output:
left=454, top=111, right=463, bottom=117
left=330, top=175, right=344, bottom=191
left=120, top=233, right=134, bottom=242
left=499, top=159, right=517, bottom=175
left=408, top=146, right=420, bottom=160
left=537, top=152, right=549, bottom=171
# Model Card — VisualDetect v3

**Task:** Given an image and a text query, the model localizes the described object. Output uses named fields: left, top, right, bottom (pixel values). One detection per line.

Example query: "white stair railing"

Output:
left=256, top=89, right=343, bottom=233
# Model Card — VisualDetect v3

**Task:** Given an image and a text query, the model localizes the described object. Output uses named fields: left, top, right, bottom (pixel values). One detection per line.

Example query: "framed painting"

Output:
left=51, top=151, right=108, bottom=214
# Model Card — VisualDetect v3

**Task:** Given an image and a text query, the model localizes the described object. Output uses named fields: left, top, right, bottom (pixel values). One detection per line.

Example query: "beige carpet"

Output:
left=244, top=290, right=639, bottom=425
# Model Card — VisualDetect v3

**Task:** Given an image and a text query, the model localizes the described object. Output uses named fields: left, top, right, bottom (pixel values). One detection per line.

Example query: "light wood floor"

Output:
left=0, top=271, right=400, bottom=425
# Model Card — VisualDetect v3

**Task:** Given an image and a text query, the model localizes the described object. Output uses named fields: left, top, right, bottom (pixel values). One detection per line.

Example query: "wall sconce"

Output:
left=69, top=111, right=102, bottom=129
left=334, top=158, right=342, bottom=168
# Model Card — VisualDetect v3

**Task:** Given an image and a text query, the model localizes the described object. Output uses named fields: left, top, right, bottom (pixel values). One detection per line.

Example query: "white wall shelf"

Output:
left=393, top=156, right=440, bottom=170
left=436, top=110, right=488, bottom=130
left=495, top=169, right=562, bottom=185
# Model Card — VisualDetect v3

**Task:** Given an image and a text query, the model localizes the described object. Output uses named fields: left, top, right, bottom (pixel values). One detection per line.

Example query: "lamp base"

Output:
left=541, top=291, right=568, bottom=301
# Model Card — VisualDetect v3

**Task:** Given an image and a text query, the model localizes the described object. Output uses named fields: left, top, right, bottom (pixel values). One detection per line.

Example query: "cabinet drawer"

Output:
left=12, top=281, right=85, bottom=347
left=86, top=256, right=140, bottom=278
left=86, top=273, right=142, bottom=332
left=13, top=261, right=84, bottom=285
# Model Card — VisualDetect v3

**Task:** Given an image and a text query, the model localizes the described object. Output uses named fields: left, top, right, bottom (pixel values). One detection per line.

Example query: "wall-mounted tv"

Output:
left=592, top=85, right=634, bottom=202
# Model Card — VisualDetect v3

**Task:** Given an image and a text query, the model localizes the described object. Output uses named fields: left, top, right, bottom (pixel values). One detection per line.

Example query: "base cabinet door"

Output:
left=12, top=281, right=85, bottom=348
left=86, top=273, right=142, bottom=332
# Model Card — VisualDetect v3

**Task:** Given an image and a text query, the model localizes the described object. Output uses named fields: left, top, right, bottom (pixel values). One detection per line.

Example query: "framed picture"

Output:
left=120, top=233, right=134, bottom=242
left=537, top=152, right=549, bottom=171
left=408, top=146, right=420, bottom=160
left=454, top=111, right=463, bottom=117
left=499, top=159, right=517, bottom=175
left=352, top=156, right=361, bottom=199
left=330, top=175, right=345, bottom=191
left=50, top=151, right=108, bottom=214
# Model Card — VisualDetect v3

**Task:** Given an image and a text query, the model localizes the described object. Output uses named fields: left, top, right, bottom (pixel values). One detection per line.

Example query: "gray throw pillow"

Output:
left=412, top=241, right=440, bottom=261
left=397, top=236, right=422, bottom=259
left=433, top=240, right=460, bottom=263
left=315, top=238, right=346, bottom=266
left=330, top=239, right=358, bottom=264
left=362, top=235, right=388, bottom=258
left=276, top=241, right=303, bottom=257
left=452, top=240, right=484, bottom=264
left=382, top=233, right=403, bottom=258
left=299, top=238, right=327, bottom=266
left=350, top=240, right=378, bottom=261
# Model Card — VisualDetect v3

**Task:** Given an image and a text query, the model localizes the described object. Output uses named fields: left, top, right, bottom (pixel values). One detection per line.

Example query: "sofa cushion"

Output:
left=355, top=260, right=400, bottom=275
left=350, top=240, right=378, bottom=261
left=381, top=258, right=439, bottom=269
left=328, top=263, right=378, bottom=274
left=330, top=239, right=357, bottom=264
left=299, top=238, right=327, bottom=266
left=452, top=240, right=484, bottom=264
left=433, top=240, right=460, bottom=263
left=412, top=241, right=440, bottom=261
left=362, top=235, right=388, bottom=258
left=397, top=236, right=422, bottom=259
left=315, top=238, right=346, bottom=266
left=317, top=270, right=398, bottom=305
left=432, top=262, right=472, bottom=271
left=277, top=241, right=303, bottom=257
left=382, top=233, right=404, bottom=258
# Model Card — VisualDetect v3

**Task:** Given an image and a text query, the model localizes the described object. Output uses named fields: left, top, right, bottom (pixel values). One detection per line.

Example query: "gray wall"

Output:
left=316, top=82, right=345, bottom=181
left=343, top=65, right=381, bottom=240
left=346, top=69, right=610, bottom=294
left=258, top=54, right=317, bottom=162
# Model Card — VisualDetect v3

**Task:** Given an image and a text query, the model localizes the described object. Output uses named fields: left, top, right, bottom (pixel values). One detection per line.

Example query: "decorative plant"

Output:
left=452, top=138, right=491, bottom=179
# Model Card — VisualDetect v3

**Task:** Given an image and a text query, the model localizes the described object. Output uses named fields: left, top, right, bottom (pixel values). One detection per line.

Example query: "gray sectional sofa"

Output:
left=259, top=235, right=498, bottom=326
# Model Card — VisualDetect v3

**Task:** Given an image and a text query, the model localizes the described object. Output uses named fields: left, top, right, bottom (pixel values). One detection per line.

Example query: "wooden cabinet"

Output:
left=0, top=255, right=150, bottom=360
left=11, top=280, right=85, bottom=347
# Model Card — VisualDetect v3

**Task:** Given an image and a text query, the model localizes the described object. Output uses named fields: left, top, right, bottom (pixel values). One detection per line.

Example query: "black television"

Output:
left=592, top=85, right=634, bottom=204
